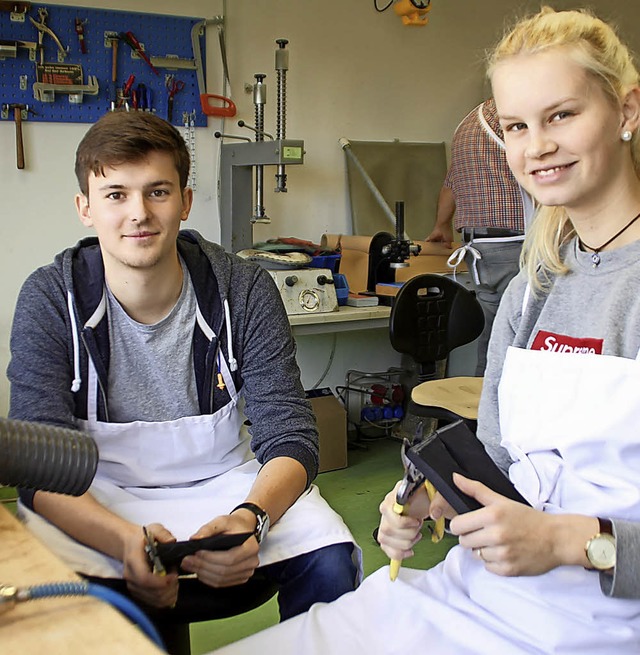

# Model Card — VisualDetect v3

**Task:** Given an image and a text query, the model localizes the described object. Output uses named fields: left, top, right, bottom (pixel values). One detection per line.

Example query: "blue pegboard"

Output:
left=0, top=4, right=212, bottom=126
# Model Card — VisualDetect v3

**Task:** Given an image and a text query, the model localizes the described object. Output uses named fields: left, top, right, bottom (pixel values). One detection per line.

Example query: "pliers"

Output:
left=29, top=8, right=69, bottom=64
left=389, top=438, right=445, bottom=581
left=143, top=526, right=166, bottom=576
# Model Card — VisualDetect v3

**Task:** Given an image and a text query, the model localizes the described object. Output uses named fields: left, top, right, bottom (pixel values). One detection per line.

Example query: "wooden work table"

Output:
left=0, top=505, right=164, bottom=654
left=288, top=304, right=391, bottom=336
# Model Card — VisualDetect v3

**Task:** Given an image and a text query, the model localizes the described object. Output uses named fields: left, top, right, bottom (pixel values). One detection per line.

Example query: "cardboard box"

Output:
left=306, top=388, right=348, bottom=473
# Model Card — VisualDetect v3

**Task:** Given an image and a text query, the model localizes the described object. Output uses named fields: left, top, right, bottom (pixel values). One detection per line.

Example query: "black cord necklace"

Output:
left=579, top=211, right=640, bottom=267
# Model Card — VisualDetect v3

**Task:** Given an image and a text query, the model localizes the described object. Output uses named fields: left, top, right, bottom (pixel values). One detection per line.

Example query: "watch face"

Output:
left=587, top=534, right=616, bottom=570
left=232, top=503, right=271, bottom=544
left=255, top=513, right=270, bottom=544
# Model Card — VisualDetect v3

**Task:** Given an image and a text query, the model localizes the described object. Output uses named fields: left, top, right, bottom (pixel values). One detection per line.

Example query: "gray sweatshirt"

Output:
left=477, top=236, right=640, bottom=599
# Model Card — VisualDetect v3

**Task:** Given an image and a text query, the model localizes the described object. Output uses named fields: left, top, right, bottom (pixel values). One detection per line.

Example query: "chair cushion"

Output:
left=411, top=376, right=483, bottom=420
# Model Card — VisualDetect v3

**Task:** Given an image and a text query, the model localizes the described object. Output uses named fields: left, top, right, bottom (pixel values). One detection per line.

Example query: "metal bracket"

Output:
left=0, top=104, right=28, bottom=120
left=103, top=30, right=118, bottom=48
left=0, top=1, right=31, bottom=22
left=33, top=75, right=99, bottom=103
left=150, top=54, right=196, bottom=71
left=129, top=41, right=145, bottom=60
left=0, top=39, right=37, bottom=61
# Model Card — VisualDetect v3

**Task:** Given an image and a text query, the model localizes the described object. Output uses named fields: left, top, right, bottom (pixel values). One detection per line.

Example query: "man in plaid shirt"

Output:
left=426, top=98, right=535, bottom=374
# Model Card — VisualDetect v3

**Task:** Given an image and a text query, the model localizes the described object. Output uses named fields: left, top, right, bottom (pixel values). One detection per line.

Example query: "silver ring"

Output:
left=474, top=547, right=484, bottom=561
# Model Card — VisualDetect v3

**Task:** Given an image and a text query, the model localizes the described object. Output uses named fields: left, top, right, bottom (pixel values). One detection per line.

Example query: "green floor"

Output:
left=0, top=487, right=18, bottom=512
left=190, top=436, right=458, bottom=654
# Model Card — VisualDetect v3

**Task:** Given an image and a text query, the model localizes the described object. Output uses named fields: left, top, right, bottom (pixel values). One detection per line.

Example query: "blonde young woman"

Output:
left=212, top=8, right=640, bottom=654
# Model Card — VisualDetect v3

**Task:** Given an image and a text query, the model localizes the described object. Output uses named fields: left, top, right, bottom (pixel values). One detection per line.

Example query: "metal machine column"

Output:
left=217, top=39, right=304, bottom=253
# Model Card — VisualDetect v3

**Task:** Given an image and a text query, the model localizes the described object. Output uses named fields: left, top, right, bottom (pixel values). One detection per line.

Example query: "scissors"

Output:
left=166, top=76, right=185, bottom=123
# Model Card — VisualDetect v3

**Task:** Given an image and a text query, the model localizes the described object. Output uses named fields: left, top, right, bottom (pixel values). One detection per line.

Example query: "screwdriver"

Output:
left=120, top=31, right=159, bottom=75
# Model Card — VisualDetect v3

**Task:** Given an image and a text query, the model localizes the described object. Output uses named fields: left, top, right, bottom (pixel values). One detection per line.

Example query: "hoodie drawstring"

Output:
left=223, top=299, right=238, bottom=372
left=67, top=291, right=82, bottom=393
left=195, top=299, right=238, bottom=375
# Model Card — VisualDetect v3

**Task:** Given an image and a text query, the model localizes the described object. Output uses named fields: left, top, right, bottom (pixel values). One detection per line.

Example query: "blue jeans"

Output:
left=82, top=542, right=357, bottom=626
left=260, top=541, right=358, bottom=621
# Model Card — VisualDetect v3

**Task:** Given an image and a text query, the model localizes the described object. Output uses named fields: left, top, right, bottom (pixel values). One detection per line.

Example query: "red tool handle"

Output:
left=75, top=18, right=87, bottom=54
left=200, top=93, right=237, bottom=118
left=124, top=31, right=159, bottom=75
left=123, top=73, right=136, bottom=96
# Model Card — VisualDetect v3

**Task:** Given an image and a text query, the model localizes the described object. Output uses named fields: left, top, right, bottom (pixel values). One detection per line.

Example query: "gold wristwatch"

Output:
left=585, top=518, right=616, bottom=571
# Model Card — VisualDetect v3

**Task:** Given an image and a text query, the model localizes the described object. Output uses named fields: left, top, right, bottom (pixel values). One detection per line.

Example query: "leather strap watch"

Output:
left=585, top=518, right=616, bottom=571
left=231, top=502, right=270, bottom=544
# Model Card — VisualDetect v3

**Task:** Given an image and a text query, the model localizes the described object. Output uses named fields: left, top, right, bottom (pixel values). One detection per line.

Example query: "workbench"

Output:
left=0, top=505, right=164, bottom=655
left=288, top=304, right=391, bottom=336
left=288, top=287, right=476, bottom=392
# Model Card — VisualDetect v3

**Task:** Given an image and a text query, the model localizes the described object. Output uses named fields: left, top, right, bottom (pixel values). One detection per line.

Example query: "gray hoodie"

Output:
left=8, top=229, right=319, bottom=509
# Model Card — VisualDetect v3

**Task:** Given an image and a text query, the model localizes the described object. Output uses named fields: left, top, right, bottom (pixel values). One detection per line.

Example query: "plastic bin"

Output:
left=309, top=254, right=341, bottom=273
left=333, top=273, right=349, bottom=306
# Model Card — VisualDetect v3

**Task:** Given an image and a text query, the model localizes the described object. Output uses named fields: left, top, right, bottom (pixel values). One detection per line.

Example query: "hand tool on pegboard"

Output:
left=165, top=75, right=184, bottom=123
left=29, top=7, right=69, bottom=64
left=2, top=103, right=36, bottom=170
left=119, top=31, right=159, bottom=76
left=136, top=83, right=152, bottom=112
left=74, top=18, right=88, bottom=55
left=190, top=18, right=236, bottom=118
left=118, top=73, right=135, bottom=109
left=104, top=32, right=120, bottom=109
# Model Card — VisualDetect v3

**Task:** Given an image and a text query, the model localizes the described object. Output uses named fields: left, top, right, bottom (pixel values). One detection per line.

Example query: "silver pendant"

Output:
left=591, top=253, right=601, bottom=267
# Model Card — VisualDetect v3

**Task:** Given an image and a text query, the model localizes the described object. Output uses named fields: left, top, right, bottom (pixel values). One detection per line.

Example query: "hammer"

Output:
left=4, top=103, right=35, bottom=170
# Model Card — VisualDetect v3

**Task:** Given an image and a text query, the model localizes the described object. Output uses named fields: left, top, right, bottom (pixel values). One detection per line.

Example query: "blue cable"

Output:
left=24, top=581, right=166, bottom=651
left=87, top=583, right=166, bottom=650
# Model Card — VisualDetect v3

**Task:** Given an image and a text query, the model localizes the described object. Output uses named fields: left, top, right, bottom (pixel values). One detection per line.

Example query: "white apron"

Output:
left=20, top=346, right=361, bottom=580
left=213, top=338, right=640, bottom=654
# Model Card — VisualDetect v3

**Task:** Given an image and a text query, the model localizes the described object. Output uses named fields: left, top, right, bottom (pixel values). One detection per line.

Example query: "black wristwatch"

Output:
left=231, top=502, right=270, bottom=544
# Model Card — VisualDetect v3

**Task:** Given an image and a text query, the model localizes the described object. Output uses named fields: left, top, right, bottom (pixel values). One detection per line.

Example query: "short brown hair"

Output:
left=75, top=111, right=191, bottom=195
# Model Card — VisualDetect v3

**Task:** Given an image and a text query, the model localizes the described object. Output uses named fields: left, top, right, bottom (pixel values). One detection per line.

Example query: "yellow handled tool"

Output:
left=389, top=440, right=445, bottom=581
left=389, top=500, right=406, bottom=581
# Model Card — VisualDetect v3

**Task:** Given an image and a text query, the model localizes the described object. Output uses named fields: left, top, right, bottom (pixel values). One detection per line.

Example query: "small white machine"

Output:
left=268, top=268, right=339, bottom=316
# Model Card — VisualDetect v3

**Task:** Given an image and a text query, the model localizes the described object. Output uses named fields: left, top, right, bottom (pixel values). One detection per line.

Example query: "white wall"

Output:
left=2, top=0, right=639, bottom=415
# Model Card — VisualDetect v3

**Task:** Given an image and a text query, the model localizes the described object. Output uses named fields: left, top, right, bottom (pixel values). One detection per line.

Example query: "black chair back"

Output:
left=389, top=274, right=484, bottom=382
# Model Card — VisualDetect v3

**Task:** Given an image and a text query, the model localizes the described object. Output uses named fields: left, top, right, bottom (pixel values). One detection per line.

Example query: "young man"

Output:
left=7, top=111, right=358, bottom=650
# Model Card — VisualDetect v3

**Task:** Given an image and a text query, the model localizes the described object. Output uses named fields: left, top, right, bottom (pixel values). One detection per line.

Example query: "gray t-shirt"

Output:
left=105, top=257, right=200, bottom=422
